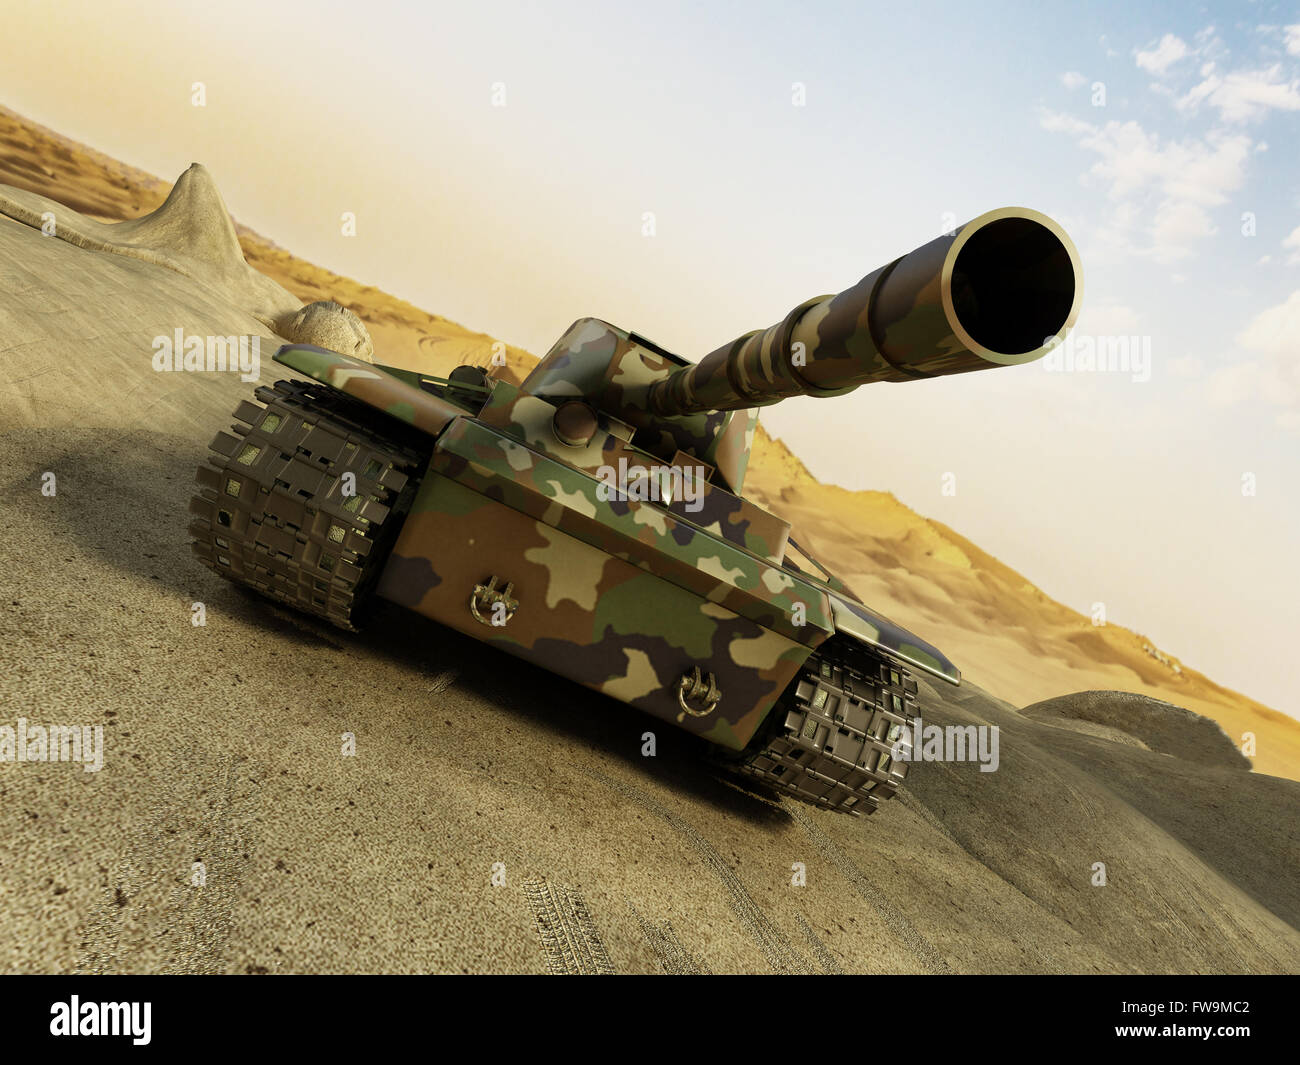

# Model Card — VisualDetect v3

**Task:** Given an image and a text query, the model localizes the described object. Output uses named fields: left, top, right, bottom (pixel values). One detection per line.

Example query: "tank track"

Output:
left=189, top=379, right=424, bottom=630
left=736, top=639, right=918, bottom=816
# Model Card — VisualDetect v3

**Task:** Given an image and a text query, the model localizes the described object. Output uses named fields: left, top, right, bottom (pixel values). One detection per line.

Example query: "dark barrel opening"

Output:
left=949, top=217, right=1076, bottom=355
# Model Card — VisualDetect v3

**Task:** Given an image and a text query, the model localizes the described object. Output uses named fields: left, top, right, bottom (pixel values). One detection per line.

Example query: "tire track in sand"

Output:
left=587, top=768, right=812, bottom=974
left=785, top=801, right=953, bottom=974
left=522, top=876, right=615, bottom=975
left=627, top=901, right=712, bottom=975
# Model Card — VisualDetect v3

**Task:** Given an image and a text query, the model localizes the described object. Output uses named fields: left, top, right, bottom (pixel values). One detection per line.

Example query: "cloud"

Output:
left=1151, top=200, right=1215, bottom=250
left=1174, top=64, right=1300, bottom=122
left=1283, top=224, right=1300, bottom=265
left=1136, top=33, right=1190, bottom=75
left=1208, top=290, right=1300, bottom=431
left=1203, top=361, right=1263, bottom=406
left=1061, top=71, right=1087, bottom=90
left=1238, top=289, right=1300, bottom=361
left=1040, top=112, right=1251, bottom=261
left=1077, top=303, right=1141, bottom=335
left=1139, top=27, right=1295, bottom=123
left=1045, top=28, right=1294, bottom=271
left=1166, top=355, right=1205, bottom=378
left=1068, top=120, right=1246, bottom=207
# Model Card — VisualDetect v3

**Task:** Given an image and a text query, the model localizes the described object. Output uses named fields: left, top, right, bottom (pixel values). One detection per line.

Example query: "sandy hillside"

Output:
left=0, top=107, right=1297, bottom=975
left=0, top=105, right=538, bottom=386
left=743, top=434, right=1300, bottom=781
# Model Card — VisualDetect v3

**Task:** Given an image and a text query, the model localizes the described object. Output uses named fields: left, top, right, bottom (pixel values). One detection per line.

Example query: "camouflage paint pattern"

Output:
left=520, top=319, right=758, bottom=493
left=195, top=206, right=1088, bottom=767
left=423, top=417, right=822, bottom=644
left=274, top=344, right=465, bottom=435
left=376, top=470, right=814, bottom=749
left=830, top=598, right=960, bottom=683
left=649, top=207, right=1082, bottom=416
left=474, top=386, right=789, bottom=563
left=373, top=404, right=960, bottom=737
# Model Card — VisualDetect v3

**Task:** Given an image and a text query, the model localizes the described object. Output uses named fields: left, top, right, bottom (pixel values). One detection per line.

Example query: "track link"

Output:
left=189, top=379, right=425, bottom=630
left=736, top=639, right=918, bottom=816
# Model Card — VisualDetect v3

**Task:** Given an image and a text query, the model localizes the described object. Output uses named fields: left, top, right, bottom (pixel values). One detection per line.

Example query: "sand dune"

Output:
left=1, top=108, right=1297, bottom=974
left=1023, top=691, right=1252, bottom=770
left=741, top=436, right=1300, bottom=781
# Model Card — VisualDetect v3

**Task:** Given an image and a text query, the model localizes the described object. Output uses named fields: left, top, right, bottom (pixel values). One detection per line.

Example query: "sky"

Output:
left=2, top=0, right=1297, bottom=715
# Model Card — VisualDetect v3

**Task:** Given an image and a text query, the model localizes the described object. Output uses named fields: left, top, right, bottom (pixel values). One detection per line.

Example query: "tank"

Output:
left=189, top=207, right=1081, bottom=815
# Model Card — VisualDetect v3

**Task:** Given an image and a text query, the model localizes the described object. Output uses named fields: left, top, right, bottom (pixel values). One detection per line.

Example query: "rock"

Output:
left=279, top=300, right=374, bottom=361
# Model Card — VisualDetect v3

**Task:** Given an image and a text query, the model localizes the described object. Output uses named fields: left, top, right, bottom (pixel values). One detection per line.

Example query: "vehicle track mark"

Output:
left=785, top=801, right=953, bottom=974
left=627, top=901, right=711, bottom=975
left=588, top=768, right=811, bottom=974
left=795, top=912, right=844, bottom=974
left=160, top=755, right=252, bottom=974
left=523, top=876, right=615, bottom=975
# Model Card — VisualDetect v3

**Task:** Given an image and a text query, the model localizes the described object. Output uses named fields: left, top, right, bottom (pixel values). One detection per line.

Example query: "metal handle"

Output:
left=470, top=576, right=518, bottom=627
left=677, top=666, right=721, bottom=717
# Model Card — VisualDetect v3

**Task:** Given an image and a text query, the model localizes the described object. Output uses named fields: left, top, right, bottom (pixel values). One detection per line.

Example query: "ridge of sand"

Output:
left=0, top=159, right=299, bottom=329
left=1023, top=691, right=1252, bottom=770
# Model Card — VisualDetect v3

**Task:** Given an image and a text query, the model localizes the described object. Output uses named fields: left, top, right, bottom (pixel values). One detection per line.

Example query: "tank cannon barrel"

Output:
left=649, top=207, right=1081, bottom=417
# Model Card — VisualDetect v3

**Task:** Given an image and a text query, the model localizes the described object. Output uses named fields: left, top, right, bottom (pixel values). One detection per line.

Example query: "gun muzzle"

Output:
left=649, top=207, right=1081, bottom=416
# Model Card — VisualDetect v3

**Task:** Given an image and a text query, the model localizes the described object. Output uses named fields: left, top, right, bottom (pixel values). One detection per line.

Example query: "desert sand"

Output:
left=0, top=106, right=1296, bottom=974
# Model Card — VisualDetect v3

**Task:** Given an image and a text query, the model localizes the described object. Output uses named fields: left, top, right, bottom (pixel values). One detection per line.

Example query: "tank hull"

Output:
left=184, top=194, right=1082, bottom=817
left=189, top=369, right=955, bottom=813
